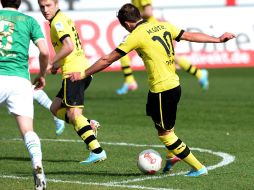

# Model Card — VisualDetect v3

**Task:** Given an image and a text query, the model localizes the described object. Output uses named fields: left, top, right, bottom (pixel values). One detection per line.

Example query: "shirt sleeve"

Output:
left=117, top=33, right=139, bottom=54
left=30, top=17, right=44, bottom=44
left=53, top=19, right=70, bottom=42
left=166, top=22, right=184, bottom=41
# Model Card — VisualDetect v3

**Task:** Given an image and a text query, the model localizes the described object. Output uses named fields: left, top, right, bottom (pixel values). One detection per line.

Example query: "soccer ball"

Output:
left=137, top=149, right=162, bottom=174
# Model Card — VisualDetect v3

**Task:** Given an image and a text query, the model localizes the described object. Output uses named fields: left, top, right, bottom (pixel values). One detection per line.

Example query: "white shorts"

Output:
left=0, top=76, right=34, bottom=118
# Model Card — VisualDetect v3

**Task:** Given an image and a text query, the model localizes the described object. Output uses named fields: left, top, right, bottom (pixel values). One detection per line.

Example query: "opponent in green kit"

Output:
left=0, top=0, right=49, bottom=188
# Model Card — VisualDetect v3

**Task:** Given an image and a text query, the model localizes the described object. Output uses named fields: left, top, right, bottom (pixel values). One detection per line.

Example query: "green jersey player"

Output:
left=0, top=0, right=48, bottom=189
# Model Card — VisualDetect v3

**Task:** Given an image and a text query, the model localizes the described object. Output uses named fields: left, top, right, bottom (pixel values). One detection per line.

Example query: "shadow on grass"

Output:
left=46, top=170, right=142, bottom=177
left=0, top=156, right=30, bottom=162
left=0, top=156, right=143, bottom=177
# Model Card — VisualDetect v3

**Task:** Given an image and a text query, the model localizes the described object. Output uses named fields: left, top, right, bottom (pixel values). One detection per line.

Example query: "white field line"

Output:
left=106, top=147, right=235, bottom=185
left=1, top=175, right=173, bottom=190
left=0, top=138, right=235, bottom=189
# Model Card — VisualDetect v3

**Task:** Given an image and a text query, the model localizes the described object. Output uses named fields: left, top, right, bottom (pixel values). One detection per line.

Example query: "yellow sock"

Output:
left=56, top=108, right=69, bottom=123
left=176, top=57, right=202, bottom=79
left=166, top=150, right=176, bottom=159
left=120, top=55, right=136, bottom=84
left=159, top=132, right=203, bottom=170
left=73, top=115, right=102, bottom=153
left=182, top=152, right=203, bottom=170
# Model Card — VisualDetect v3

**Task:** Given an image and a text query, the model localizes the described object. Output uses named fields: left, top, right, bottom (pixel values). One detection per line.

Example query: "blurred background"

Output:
left=1, top=2, right=254, bottom=189
left=2, top=0, right=254, bottom=72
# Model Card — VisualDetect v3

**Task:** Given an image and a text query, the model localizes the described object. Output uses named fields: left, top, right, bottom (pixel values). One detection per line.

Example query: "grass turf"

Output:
left=0, top=68, right=253, bottom=190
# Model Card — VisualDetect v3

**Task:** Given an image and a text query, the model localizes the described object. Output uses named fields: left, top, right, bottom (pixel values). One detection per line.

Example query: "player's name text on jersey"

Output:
left=146, top=25, right=166, bottom=35
left=0, top=15, right=26, bottom=22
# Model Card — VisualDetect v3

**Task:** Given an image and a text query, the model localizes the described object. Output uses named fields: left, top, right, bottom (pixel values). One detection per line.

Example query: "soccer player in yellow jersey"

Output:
left=38, top=0, right=106, bottom=164
left=67, top=4, right=235, bottom=176
left=116, top=0, right=209, bottom=95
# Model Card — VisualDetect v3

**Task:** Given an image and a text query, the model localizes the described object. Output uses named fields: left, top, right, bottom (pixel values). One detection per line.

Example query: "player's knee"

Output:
left=50, top=105, right=57, bottom=116
left=154, top=120, right=175, bottom=132
left=66, top=109, right=81, bottom=124
left=66, top=112, right=74, bottom=123
left=50, top=99, right=62, bottom=116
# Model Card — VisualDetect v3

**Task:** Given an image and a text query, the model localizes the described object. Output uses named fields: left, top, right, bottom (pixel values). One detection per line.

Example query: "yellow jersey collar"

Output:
left=49, top=9, right=61, bottom=24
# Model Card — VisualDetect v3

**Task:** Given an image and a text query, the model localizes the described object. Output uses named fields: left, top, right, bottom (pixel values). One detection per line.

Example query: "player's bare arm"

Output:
left=67, top=50, right=122, bottom=81
left=50, top=37, right=74, bottom=74
left=86, top=50, right=122, bottom=76
left=181, top=31, right=236, bottom=43
left=142, top=4, right=153, bottom=19
left=33, top=39, right=49, bottom=90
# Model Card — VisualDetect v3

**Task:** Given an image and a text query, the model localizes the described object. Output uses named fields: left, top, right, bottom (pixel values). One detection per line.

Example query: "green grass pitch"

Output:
left=0, top=68, right=254, bottom=190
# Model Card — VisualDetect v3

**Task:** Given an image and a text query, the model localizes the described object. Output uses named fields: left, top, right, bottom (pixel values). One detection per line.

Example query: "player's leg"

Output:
left=88, top=119, right=101, bottom=137
left=68, top=108, right=106, bottom=164
left=176, top=56, right=209, bottom=90
left=61, top=77, right=106, bottom=164
left=160, top=87, right=207, bottom=176
left=16, top=115, right=46, bottom=189
left=159, top=131, right=207, bottom=176
left=53, top=98, right=100, bottom=136
left=51, top=97, right=64, bottom=117
left=116, top=55, right=138, bottom=95
left=0, top=76, right=9, bottom=105
left=83, top=76, right=101, bottom=137
left=7, top=77, right=46, bottom=189
left=146, top=87, right=181, bottom=173
left=33, top=89, right=65, bottom=135
left=162, top=148, right=181, bottom=173
left=147, top=86, right=207, bottom=176
left=33, top=89, right=52, bottom=110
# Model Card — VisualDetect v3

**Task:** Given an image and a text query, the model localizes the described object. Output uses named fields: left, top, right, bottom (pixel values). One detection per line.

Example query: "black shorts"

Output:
left=56, top=76, right=92, bottom=108
left=146, top=85, right=181, bottom=131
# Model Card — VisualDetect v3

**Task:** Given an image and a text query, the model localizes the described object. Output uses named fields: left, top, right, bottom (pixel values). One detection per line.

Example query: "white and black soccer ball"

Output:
left=137, top=149, right=162, bottom=174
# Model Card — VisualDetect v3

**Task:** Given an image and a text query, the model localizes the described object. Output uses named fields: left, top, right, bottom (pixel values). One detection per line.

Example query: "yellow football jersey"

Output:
left=50, top=11, right=89, bottom=78
left=117, top=21, right=184, bottom=93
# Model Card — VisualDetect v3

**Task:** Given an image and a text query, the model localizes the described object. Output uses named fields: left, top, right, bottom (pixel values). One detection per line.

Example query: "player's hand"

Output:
left=65, top=72, right=86, bottom=82
left=219, top=32, right=236, bottom=42
left=48, top=62, right=60, bottom=75
left=46, top=63, right=53, bottom=72
left=33, top=76, right=46, bottom=90
left=51, top=64, right=59, bottom=75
